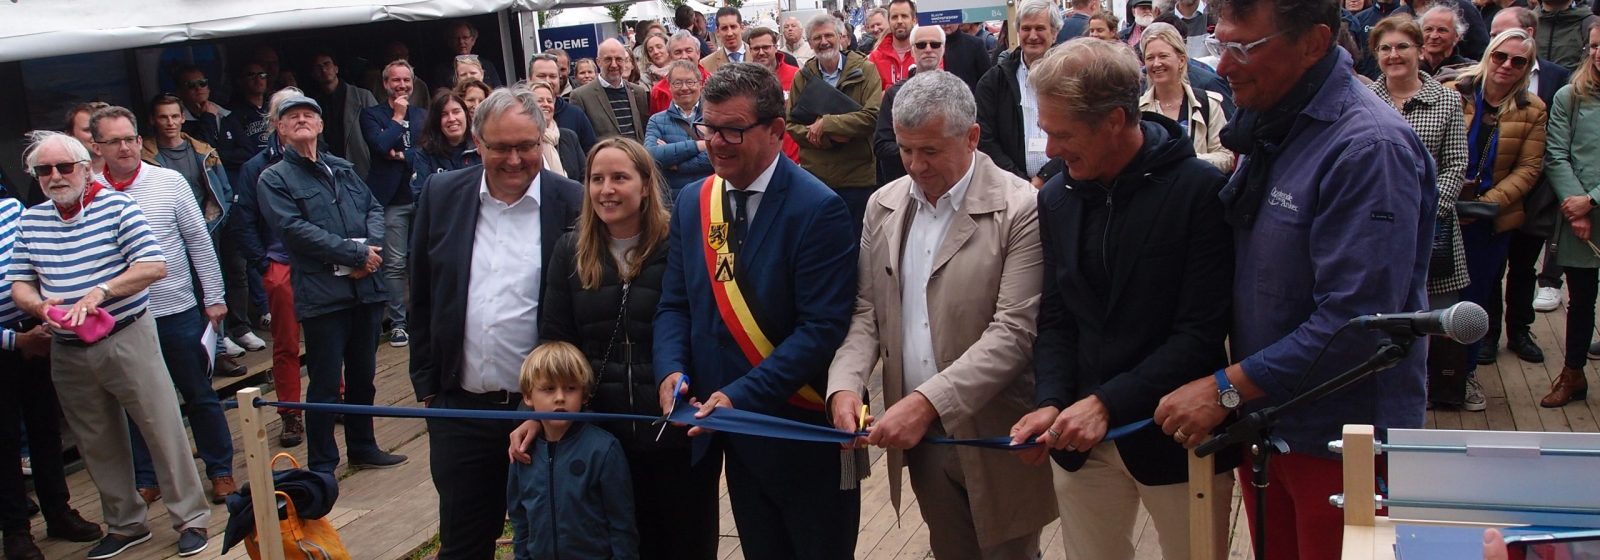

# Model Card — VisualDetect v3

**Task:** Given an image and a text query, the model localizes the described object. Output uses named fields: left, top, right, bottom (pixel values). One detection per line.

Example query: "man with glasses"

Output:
left=434, top=20, right=503, bottom=88
left=744, top=26, right=802, bottom=162
left=646, top=60, right=715, bottom=191
left=655, top=61, right=859, bottom=560
left=172, top=65, right=228, bottom=147
left=570, top=39, right=651, bottom=142
left=788, top=14, right=883, bottom=235
left=8, top=131, right=215, bottom=559
left=875, top=25, right=947, bottom=183
left=257, top=95, right=407, bottom=475
left=93, top=104, right=237, bottom=507
left=649, top=31, right=712, bottom=114
left=1151, top=0, right=1435, bottom=557
left=409, top=86, right=582, bottom=560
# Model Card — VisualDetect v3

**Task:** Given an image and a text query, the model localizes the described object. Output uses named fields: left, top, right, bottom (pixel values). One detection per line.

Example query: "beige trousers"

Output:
left=1051, top=442, right=1233, bottom=560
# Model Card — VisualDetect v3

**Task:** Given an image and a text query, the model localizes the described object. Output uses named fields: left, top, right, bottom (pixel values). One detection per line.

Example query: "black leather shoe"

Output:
left=349, top=451, right=408, bottom=470
left=45, top=509, right=104, bottom=542
left=1507, top=331, right=1546, bottom=363
left=1475, top=341, right=1498, bottom=365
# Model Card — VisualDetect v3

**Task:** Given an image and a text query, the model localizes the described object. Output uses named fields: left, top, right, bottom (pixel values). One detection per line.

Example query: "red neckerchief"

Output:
left=55, top=181, right=106, bottom=221
left=103, top=161, right=140, bottom=192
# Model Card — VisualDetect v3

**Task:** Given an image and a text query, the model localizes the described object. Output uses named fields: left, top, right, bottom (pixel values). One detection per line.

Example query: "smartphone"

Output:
left=1505, top=529, right=1600, bottom=560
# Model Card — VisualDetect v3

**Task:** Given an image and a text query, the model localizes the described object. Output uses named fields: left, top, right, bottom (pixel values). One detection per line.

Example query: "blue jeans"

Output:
left=301, top=303, right=384, bottom=473
left=130, top=306, right=234, bottom=486
left=1460, top=220, right=1512, bottom=377
left=382, top=203, right=413, bottom=330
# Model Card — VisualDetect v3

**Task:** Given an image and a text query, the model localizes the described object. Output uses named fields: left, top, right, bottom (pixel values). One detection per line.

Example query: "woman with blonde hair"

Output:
left=1137, top=22, right=1233, bottom=172
left=1540, top=25, right=1600, bottom=408
left=453, top=54, right=485, bottom=86
left=509, top=137, right=719, bottom=559
left=528, top=80, right=587, bottom=182
left=1443, top=28, right=1547, bottom=409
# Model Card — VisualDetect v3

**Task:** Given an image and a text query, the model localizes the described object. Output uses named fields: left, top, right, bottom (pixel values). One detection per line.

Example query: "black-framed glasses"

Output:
left=243, top=71, right=269, bottom=80
left=914, top=41, right=943, bottom=49
left=1489, top=50, right=1530, bottom=70
left=693, top=119, right=771, bottom=145
left=93, top=136, right=140, bottom=147
left=31, top=161, right=84, bottom=177
left=670, top=79, right=701, bottom=88
left=179, top=78, right=209, bottom=89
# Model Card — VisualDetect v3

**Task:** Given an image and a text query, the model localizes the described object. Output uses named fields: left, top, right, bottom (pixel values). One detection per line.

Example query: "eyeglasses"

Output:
left=93, top=136, right=140, bottom=147
left=1216, top=31, right=1287, bottom=65
left=1376, top=42, right=1415, bottom=54
left=31, top=161, right=84, bottom=177
left=481, top=141, right=542, bottom=155
left=914, top=41, right=943, bottom=49
left=244, top=71, right=269, bottom=80
left=180, top=79, right=209, bottom=89
left=1489, top=50, right=1530, bottom=70
left=670, top=79, right=701, bottom=88
left=693, top=119, right=771, bottom=145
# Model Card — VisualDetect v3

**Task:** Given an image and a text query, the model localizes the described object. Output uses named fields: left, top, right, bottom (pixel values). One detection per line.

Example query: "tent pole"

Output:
left=499, top=10, right=519, bottom=81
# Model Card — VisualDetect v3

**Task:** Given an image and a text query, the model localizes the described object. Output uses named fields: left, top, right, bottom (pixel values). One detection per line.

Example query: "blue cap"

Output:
left=277, top=95, right=322, bottom=116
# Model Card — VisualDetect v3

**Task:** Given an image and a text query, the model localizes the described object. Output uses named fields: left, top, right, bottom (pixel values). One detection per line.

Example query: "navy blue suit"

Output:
left=359, top=104, right=428, bottom=206
left=654, top=157, right=860, bottom=559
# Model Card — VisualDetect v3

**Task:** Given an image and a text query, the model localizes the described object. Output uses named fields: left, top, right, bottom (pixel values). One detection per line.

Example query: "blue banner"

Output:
left=540, top=24, right=602, bottom=61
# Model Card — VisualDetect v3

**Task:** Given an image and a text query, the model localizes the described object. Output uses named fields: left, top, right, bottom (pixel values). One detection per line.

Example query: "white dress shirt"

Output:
left=900, top=154, right=976, bottom=392
left=728, top=153, right=781, bottom=222
left=461, top=173, right=543, bottom=394
left=1016, top=60, right=1049, bottom=178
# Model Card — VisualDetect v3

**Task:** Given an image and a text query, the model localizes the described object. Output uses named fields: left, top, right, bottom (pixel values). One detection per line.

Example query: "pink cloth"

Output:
left=46, top=306, right=116, bottom=344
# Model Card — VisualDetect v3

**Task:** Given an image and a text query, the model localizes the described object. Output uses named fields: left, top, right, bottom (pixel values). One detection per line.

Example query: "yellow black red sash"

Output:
left=699, top=175, right=825, bottom=412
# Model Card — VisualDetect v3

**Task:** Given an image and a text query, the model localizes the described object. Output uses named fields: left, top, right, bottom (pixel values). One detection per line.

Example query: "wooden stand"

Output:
left=1188, top=452, right=1222, bottom=560
left=236, top=388, right=286, bottom=560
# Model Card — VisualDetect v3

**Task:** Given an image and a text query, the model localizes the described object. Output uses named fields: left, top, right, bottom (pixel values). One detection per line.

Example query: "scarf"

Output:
left=1218, top=47, right=1342, bottom=228
left=541, top=121, right=566, bottom=178
left=54, top=180, right=106, bottom=221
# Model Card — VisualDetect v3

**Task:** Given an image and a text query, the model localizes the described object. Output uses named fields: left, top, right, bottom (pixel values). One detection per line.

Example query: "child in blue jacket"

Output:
left=508, top=342, right=639, bottom=560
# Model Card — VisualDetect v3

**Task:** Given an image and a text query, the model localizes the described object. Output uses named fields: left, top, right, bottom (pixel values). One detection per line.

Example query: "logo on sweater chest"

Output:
left=1268, top=188, right=1300, bottom=213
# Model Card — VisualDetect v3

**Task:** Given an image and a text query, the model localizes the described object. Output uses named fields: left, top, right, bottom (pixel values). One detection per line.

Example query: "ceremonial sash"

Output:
left=699, top=175, right=826, bottom=412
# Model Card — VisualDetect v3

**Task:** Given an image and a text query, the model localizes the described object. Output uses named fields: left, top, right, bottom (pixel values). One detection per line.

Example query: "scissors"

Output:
left=654, top=374, right=688, bottom=442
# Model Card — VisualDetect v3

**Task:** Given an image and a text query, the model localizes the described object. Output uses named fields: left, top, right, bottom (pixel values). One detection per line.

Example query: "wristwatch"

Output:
left=94, top=282, right=112, bottom=298
left=1215, top=369, right=1242, bottom=411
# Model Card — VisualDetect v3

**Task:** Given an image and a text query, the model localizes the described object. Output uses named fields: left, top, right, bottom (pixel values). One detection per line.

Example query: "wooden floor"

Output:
left=23, top=301, right=1600, bottom=560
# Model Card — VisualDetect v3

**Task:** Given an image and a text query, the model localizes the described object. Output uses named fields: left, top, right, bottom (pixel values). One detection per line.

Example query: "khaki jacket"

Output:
left=786, top=51, right=882, bottom=189
left=1137, top=84, right=1234, bottom=174
left=826, top=152, right=1057, bottom=547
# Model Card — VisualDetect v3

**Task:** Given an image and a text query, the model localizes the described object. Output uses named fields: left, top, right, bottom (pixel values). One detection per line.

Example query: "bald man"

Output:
left=568, top=39, right=650, bottom=141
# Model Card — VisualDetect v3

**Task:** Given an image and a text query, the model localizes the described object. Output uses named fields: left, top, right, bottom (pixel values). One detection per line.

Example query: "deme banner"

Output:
left=915, top=0, right=1006, bottom=25
left=540, top=24, right=602, bottom=61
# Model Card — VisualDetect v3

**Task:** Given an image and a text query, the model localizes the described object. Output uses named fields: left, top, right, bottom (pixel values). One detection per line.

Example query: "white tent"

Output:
left=540, top=0, right=673, bottom=28
left=0, top=0, right=548, bottom=63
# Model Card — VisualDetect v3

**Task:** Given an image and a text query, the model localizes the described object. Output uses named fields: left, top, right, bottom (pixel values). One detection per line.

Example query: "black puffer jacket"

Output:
left=540, top=232, right=686, bottom=452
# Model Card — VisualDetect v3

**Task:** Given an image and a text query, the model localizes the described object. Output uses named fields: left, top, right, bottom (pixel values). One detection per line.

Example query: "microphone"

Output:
left=1348, top=301, right=1489, bottom=344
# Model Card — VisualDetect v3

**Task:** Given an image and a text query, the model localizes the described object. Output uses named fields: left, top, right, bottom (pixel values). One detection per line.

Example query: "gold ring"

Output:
left=1173, top=430, right=1188, bottom=442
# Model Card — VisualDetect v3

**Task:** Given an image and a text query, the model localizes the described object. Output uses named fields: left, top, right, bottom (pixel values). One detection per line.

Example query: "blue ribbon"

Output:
left=253, top=398, right=1155, bottom=450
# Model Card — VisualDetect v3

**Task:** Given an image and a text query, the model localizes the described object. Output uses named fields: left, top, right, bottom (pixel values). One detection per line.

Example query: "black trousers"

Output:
left=628, top=445, right=720, bottom=560
left=722, top=435, right=860, bottom=560
left=427, top=391, right=521, bottom=560
left=1487, top=230, right=1548, bottom=344
left=1563, top=267, right=1598, bottom=369
left=0, top=347, right=73, bottom=532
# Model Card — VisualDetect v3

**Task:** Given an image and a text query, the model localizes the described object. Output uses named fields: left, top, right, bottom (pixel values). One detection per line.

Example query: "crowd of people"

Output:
left=2, top=0, right=1599, bottom=558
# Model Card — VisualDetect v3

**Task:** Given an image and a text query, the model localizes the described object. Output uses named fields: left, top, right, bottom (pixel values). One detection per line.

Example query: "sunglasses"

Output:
left=180, top=78, right=209, bottom=89
left=1489, top=50, right=1530, bottom=70
left=244, top=71, right=269, bottom=79
left=914, top=41, right=943, bottom=49
left=32, top=161, right=83, bottom=177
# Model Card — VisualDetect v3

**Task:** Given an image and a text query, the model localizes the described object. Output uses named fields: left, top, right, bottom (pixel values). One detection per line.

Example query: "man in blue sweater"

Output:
left=1152, top=0, right=1435, bottom=557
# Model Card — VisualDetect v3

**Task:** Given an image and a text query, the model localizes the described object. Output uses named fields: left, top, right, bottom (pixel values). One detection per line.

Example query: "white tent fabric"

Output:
left=541, top=1, right=672, bottom=28
left=0, top=0, right=545, bottom=63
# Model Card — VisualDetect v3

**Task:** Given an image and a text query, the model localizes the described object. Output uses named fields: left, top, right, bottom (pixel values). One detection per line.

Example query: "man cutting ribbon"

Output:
left=654, top=62, right=861, bottom=560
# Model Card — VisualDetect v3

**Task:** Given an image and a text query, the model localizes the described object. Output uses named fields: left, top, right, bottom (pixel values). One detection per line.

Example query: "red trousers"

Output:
left=264, top=262, right=303, bottom=413
left=1238, top=451, right=1387, bottom=560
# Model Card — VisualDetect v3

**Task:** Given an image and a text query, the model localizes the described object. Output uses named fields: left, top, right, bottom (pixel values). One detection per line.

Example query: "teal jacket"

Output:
left=1548, top=85, right=1600, bottom=268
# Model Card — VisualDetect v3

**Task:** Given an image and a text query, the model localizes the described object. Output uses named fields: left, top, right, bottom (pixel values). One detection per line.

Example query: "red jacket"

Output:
left=777, top=61, right=800, bottom=162
left=650, top=65, right=712, bottom=115
left=867, top=36, right=917, bottom=90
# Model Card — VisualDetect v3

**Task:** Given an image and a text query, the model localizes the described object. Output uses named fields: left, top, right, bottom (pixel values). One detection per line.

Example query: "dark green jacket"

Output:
left=786, top=51, right=883, bottom=189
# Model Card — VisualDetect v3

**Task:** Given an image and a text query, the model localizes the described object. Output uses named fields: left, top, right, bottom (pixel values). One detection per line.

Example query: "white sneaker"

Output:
left=234, top=332, right=267, bottom=351
left=260, top=313, right=272, bottom=327
left=220, top=337, right=247, bottom=358
left=1534, top=286, right=1562, bottom=312
left=1463, top=378, right=1488, bottom=412
left=21, top=457, right=31, bottom=476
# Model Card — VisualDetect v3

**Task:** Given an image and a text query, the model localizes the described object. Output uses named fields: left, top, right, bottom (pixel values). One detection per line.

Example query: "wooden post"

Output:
left=236, top=388, right=286, bottom=560
left=1342, top=424, right=1377, bottom=527
left=1188, top=452, right=1220, bottom=560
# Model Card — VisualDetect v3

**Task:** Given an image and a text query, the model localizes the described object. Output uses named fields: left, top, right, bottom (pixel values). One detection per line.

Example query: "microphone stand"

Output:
left=1195, top=333, right=1417, bottom=560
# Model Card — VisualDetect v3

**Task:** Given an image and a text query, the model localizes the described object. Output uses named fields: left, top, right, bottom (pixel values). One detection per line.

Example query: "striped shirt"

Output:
left=5, top=190, right=166, bottom=341
left=120, top=164, right=224, bottom=317
left=0, top=197, right=22, bottom=350
left=603, top=85, right=638, bottom=137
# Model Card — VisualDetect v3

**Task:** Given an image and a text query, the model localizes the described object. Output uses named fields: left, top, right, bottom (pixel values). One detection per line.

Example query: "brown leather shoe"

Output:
left=1541, top=367, right=1589, bottom=408
left=210, top=476, right=236, bottom=504
left=137, top=487, right=161, bottom=504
